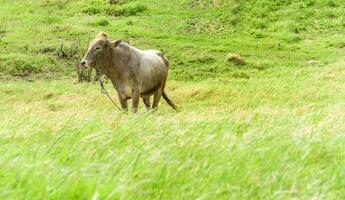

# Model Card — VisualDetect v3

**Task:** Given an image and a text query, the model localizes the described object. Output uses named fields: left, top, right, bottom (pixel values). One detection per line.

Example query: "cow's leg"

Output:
left=117, top=93, right=128, bottom=111
left=152, top=89, right=162, bottom=111
left=142, top=97, right=151, bottom=111
left=132, top=89, right=140, bottom=113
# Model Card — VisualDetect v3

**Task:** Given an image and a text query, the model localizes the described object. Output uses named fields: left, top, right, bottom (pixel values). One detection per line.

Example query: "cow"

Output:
left=80, top=32, right=177, bottom=112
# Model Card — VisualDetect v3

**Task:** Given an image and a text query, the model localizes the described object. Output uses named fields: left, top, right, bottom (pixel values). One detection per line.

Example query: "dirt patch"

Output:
left=43, top=93, right=56, bottom=100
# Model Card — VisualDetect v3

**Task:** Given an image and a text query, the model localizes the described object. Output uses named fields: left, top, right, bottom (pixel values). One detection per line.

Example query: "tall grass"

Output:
left=1, top=0, right=345, bottom=199
left=2, top=59, right=345, bottom=198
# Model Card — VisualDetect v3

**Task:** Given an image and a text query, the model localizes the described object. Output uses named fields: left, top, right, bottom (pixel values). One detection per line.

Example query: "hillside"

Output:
left=1, top=0, right=345, bottom=199
left=0, top=0, right=344, bottom=80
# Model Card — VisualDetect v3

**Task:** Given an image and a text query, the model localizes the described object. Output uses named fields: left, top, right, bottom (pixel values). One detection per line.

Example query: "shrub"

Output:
left=0, top=54, right=57, bottom=77
left=82, top=5, right=104, bottom=15
left=284, top=34, right=302, bottom=43
left=91, top=18, right=110, bottom=26
left=326, top=0, right=338, bottom=7
left=42, top=0, right=69, bottom=9
left=41, top=16, right=62, bottom=24
left=105, top=3, right=147, bottom=16
left=81, top=1, right=147, bottom=17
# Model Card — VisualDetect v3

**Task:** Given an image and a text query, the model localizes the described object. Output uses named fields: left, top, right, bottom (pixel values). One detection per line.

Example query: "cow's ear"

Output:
left=111, top=40, right=122, bottom=48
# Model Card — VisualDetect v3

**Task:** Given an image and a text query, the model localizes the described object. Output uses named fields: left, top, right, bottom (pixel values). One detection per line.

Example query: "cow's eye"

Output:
left=95, top=46, right=101, bottom=51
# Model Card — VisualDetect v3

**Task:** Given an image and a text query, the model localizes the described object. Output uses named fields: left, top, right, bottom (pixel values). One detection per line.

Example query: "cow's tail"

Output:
left=157, top=52, right=169, bottom=67
left=162, top=92, right=177, bottom=110
left=157, top=52, right=177, bottom=110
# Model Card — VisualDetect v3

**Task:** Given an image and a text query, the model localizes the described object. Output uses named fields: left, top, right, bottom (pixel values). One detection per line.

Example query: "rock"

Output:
left=226, top=53, right=245, bottom=65
left=308, top=60, right=319, bottom=65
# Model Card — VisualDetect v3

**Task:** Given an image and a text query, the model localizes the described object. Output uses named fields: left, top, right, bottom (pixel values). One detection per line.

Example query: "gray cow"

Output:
left=80, top=32, right=177, bottom=112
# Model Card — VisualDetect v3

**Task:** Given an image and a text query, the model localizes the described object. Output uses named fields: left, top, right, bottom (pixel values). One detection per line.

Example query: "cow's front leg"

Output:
left=142, top=97, right=151, bottom=111
left=132, top=88, right=140, bottom=113
left=117, top=93, right=128, bottom=112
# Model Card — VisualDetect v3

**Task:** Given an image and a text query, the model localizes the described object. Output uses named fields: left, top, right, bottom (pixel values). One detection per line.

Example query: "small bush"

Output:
left=108, top=0, right=120, bottom=4
left=0, top=56, right=41, bottom=76
left=289, top=23, right=306, bottom=34
left=282, top=34, right=302, bottom=43
left=81, top=0, right=106, bottom=15
left=126, top=20, right=134, bottom=25
left=326, top=0, right=338, bottom=7
left=324, top=11, right=337, bottom=18
left=252, top=19, right=268, bottom=30
left=329, top=41, right=345, bottom=48
left=249, top=61, right=273, bottom=70
left=108, top=0, right=133, bottom=5
left=232, top=72, right=250, bottom=79
left=191, top=56, right=215, bottom=64
left=300, top=0, right=315, bottom=8
left=105, top=3, right=147, bottom=16
left=251, top=31, right=267, bottom=39
left=81, top=1, right=147, bottom=17
left=91, top=18, right=110, bottom=26
left=41, top=16, right=62, bottom=24
left=82, top=5, right=104, bottom=15
left=0, top=54, right=59, bottom=77
left=42, top=0, right=69, bottom=9
left=38, top=47, right=56, bottom=54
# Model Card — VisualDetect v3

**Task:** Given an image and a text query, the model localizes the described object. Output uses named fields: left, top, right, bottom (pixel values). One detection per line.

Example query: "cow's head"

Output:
left=80, top=32, right=122, bottom=68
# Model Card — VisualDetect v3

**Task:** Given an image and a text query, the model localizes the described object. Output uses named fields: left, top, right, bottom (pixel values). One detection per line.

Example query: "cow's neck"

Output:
left=99, top=47, right=130, bottom=84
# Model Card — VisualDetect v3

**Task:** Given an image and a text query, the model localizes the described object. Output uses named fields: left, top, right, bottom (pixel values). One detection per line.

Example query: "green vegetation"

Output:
left=1, top=0, right=344, bottom=80
left=1, top=0, right=345, bottom=199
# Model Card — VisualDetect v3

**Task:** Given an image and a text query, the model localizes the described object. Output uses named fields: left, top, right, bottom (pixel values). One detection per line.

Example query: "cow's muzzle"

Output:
left=80, top=60, right=90, bottom=68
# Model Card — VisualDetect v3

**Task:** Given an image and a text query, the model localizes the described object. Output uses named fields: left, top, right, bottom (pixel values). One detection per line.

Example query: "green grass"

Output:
left=2, top=60, right=345, bottom=198
left=1, top=0, right=345, bottom=199
left=0, top=0, right=344, bottom=80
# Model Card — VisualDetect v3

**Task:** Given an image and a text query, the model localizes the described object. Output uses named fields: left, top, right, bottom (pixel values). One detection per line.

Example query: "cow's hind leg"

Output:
left=152, top=89, right=162, bottom=111
left=142, top=97, right=151, bottom=111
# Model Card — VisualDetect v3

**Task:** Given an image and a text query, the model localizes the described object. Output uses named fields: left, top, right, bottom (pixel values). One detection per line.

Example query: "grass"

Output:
left=0, top=0, right=344, bottom=80
left=2, top=60, right=345, bottom=198
left=1, top=0, right=345, bottom=199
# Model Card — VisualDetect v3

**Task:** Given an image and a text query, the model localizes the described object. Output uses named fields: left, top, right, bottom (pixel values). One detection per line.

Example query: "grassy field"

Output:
left=1, top=0, right=345, bottom=199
